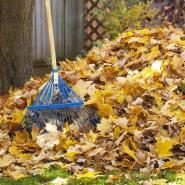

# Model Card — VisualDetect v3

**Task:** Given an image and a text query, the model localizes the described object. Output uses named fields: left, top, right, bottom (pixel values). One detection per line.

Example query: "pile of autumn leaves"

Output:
left=0, top=27, right=185, bottom=179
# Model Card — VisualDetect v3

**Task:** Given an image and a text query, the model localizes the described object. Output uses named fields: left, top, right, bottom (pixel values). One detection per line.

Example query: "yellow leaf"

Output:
left=141, top=67, right=155, bottom=79
left=58, top=137, right=77, bottom=150
left=97, top=118, right=112, bottom=135
left=151, top=92, right=163, bottom=106
left=156, top=136, right=175, bottom=158
left=146, top=46, right=161, bottom=61
left=26, top=97, right=32, bottom=106
left=124, top=138, right=138, bottom=151
left=129, top=114, right=139, bottom=125
left=9, top=145, right=32, bottom=160
left=122, top=144, right=137, bottom=160
left=63, top=123, right=71, bottom=134
left=98, top=104, right=113, bottom=117
left=176, top=172, right=185, bottom=179
left=176, top=39, right=185, bottom=46
left=135, top=28, right=152, bottom=35
left=64, top=152, right=79, bottom=161
left=14, top=129, right=31, bottom=144
left=137, top=46, right=147, bottom=53
left=114, top=127, right=122, bottom=139
left=12, top=109, right=26, bottom=123
left=100, top=66, right=116, bottom=83
left=163, top=161, right=177, bottom=169
left=9, top=146, right=20, bottom=156
left=87, top=52, right=101, bottom=63
left=31, top=127, right=40, bottom=141
left=85, top=91, right=102, bottom=105
left=76, top=171, right=100, bottom=179
left=116, top=94, right=125, bottom=105
left=87, top=130, right=98, bottom=143
left=8, top=171, right=28, bottom=180
left=126, top=31, right=134, bottom=37
left=18, top=154, right=32, bottom=160
left=175, top=110, right=185, bottom=122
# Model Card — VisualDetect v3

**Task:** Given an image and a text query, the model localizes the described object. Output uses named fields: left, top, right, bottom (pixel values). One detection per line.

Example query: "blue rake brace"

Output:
left=21, top=69, right=99, bottom=131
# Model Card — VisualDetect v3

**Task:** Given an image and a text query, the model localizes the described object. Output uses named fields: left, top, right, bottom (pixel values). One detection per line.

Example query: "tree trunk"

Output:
left=0, top=0, right=35, bottom=95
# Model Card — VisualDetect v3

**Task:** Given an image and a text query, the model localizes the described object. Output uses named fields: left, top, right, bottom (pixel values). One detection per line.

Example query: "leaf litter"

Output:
left=0, top=27, right=185, bottom=182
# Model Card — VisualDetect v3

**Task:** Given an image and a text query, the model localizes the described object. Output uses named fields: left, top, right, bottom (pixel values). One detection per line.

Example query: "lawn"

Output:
left=0, top=166, right=184, bottom=185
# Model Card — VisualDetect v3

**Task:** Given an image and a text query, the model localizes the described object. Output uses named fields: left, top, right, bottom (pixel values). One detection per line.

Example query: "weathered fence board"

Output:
left=65, top=0, right=84, bottom=58
left=32, top=0, right=84, bottom=61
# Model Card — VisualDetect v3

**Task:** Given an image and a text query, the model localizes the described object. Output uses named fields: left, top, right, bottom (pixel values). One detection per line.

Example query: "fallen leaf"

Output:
left=156, top=136, right=175, bottom=158
left=97, top=118, right=112, bottom=135
left=0, top=154, right=15, bottom=168
left=51, top=177, right=69, bottom=185
left=76, top=171, right=100, bottom=179
left=122, top=144, right=137, bottom=160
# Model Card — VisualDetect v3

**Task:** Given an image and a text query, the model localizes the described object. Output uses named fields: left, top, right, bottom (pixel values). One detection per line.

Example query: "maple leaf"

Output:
left=156, top=136, right=177, bottom=158
left=73, top=80, right=95, bottom=99
left=97, top=118, right=112, bottom=135
left=114, top=126, right=122, bottom=139
left=100, top=66, right=116, bottom=83
left=0, top=154, right=15, bottom=168
left=9, top=145, right=20, bottom=156
left=57, top=132, right=78, bottom=151
left=87, top=130, right=98, bottom=143
left=64, top=152, right=80, bottom=161
left=146, top=46, right=161, bottom=61
left=11, top=109, right=27, bottom=123
left=98, top=104, right=113, bottom=117
left=36, top=129, right=59, bottom=150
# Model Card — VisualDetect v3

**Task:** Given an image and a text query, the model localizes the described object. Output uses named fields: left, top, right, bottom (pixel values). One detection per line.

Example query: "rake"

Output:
left=21, top=0, right=99, bottom=131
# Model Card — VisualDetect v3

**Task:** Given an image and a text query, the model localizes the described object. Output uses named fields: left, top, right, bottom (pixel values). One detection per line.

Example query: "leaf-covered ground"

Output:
left=0, top=27, right=185, bottom=183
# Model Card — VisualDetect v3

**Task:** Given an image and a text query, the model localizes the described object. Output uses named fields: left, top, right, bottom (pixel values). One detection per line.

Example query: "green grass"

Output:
left=0, top=166, right=183, bottom=185
left=159, top=170, right=177, bottom=182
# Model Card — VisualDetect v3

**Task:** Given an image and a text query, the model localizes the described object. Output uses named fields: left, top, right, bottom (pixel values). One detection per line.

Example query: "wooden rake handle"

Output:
left=45, top=0, right=57, bottom=70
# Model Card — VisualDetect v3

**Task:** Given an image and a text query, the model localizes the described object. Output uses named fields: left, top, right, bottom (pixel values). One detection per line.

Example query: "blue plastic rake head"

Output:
left=21, top=70, right=99, bottom=131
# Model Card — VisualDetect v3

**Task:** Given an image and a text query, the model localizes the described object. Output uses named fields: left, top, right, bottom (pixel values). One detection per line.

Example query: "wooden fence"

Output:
left=32, top=0, right=169, bottom=73
left=32, top=0, right=84, bottom=62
